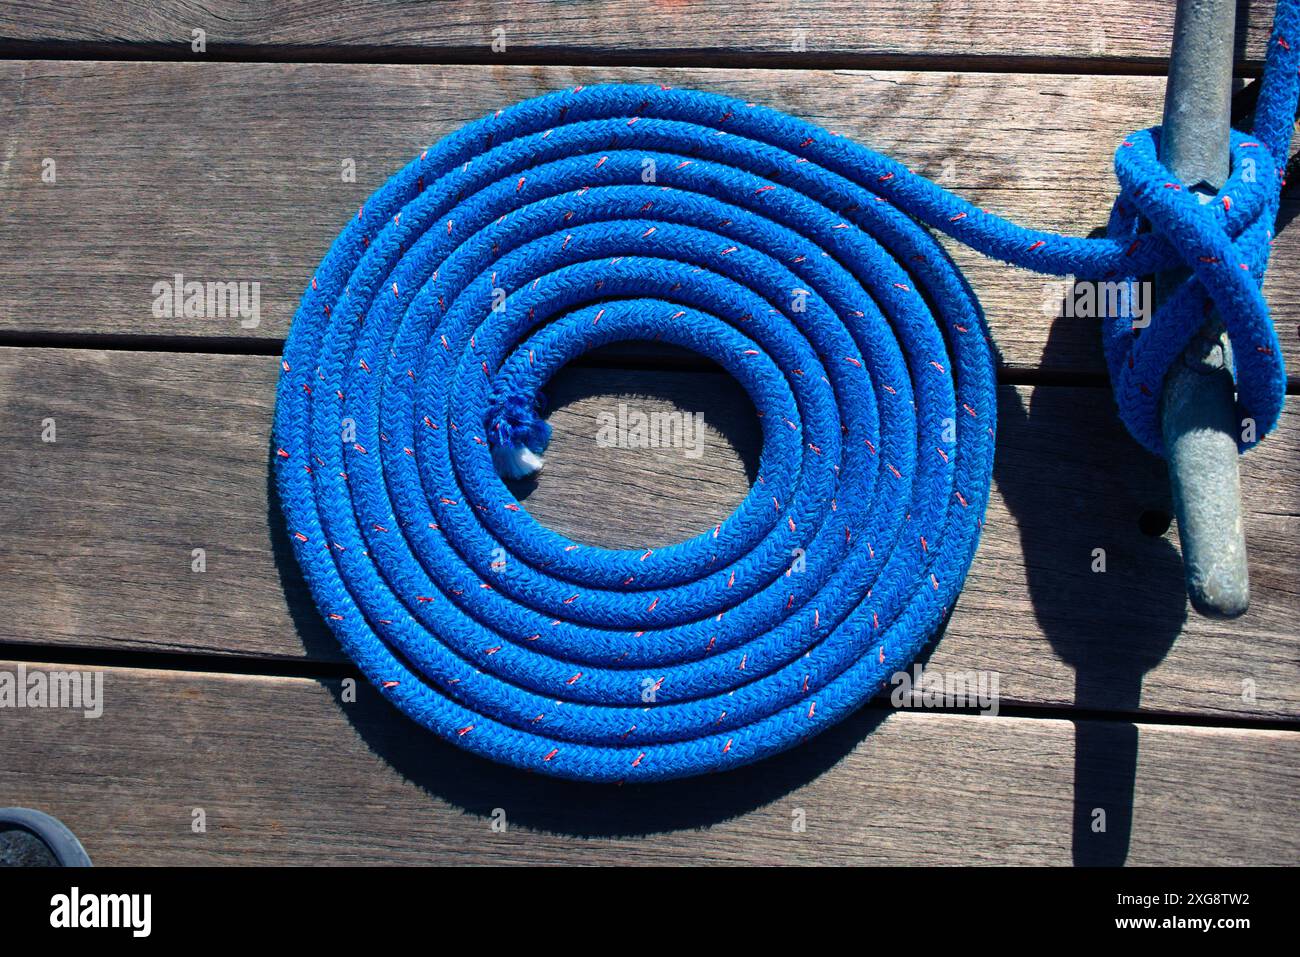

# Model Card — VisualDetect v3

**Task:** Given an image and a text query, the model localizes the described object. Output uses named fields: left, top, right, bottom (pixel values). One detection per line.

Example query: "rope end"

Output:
left=487, top=389, right=551, bottom=480
left=492, top=443, right=546, bottom=480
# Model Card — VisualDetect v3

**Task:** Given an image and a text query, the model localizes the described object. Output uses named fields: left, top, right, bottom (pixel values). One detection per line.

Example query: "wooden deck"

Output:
left=0, top=2, right=1296, bottom=865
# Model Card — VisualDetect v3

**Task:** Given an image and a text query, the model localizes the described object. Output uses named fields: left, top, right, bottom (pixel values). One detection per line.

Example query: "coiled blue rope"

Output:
left=275, top=2, right=1298, bottom=782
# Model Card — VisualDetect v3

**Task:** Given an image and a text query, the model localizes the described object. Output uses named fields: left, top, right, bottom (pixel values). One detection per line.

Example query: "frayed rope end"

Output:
left=487, top=390, right=551, bottom=480
left=492, top=443, right=547, bottom=480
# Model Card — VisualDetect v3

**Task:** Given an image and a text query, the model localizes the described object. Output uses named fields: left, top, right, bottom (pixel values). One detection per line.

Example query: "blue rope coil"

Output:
left=276, top=3, right=1298, bottom=781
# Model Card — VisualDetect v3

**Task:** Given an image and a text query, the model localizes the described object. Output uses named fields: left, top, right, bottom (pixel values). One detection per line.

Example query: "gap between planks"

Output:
left=0, top=0, right=1280, bottom=71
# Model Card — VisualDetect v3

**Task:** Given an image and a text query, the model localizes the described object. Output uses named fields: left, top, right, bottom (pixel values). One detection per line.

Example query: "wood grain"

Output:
left=1, top=60, right=1296, bottom=379
left=1, top=346, right=1296, bottom=721
left=1, top=658, right=1295, bottom=865
left=0, top=1, right=1279, bottom=68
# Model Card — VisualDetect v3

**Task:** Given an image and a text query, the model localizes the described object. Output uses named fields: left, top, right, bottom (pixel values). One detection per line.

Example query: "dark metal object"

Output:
left=0, top=807, right=93, bottom=866
left=1158, top=0, right=1250, bottom=618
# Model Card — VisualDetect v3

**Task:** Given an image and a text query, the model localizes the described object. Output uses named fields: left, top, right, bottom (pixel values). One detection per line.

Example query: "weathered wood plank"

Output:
left=1, top=61, right=1295, bottom=378
left=1, top=659, right=1294, bottom=865
left=0, top=0, right=1279, bottom=67
left=1, top=346, right=1296, bottom=720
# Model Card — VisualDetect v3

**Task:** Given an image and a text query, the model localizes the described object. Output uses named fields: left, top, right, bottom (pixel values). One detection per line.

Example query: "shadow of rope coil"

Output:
left=274, top=5, right=1297, bottom=782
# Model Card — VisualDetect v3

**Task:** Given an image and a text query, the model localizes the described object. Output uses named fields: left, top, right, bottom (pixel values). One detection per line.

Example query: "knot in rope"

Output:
left=1103, top=127, right=1286, bottom=454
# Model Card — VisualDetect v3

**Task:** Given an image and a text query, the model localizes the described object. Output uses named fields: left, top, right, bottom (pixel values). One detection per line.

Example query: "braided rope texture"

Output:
left=275, top=3, right=1297, bottom=782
